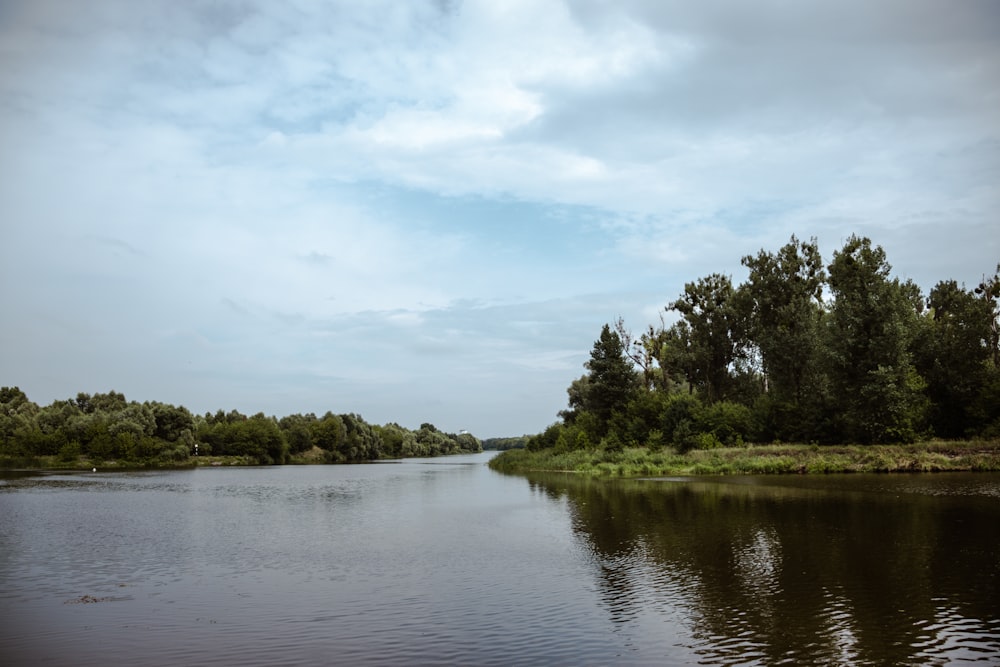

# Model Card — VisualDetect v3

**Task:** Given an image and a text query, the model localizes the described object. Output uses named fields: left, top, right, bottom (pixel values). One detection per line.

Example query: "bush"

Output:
left=527, top=422, right=563, bottom=451
left=555, top=423, right=591, bottom=452
left=156, top=443, right=190, bottom=463
left=662, top=394, right=703, bottom=442
left=673, top=419, right=698, bottom=453
left=600, top=431, right=625, bottom=453
left=698, top=401, right=754, bottom=446
left=58, top=440, right=82, bottom=462
left=645, top=428, right=667, bottom=451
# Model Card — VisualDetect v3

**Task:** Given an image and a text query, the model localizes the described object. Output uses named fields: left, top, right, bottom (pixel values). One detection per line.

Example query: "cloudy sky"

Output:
left=1, top=1, right=997, bottom=437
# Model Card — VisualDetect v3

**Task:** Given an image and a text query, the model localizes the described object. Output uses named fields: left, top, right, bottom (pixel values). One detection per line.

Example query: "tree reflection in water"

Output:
left=526, top=473, right=1000, bottom=666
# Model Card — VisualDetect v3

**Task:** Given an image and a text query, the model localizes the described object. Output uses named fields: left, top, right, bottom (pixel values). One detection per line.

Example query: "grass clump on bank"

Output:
left=487, top=440, right=1000, bottom=477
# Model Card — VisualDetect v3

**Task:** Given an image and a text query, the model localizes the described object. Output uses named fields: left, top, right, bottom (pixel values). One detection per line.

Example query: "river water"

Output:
left=1, top=452, right=998, bottom=666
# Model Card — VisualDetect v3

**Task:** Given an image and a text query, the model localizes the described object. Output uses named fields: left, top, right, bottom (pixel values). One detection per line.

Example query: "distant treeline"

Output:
left=481, top=436, right=529, bottom=451
left=0, top=388, right=482, bottom=466
left=527, top=235, right=1000, bottom=453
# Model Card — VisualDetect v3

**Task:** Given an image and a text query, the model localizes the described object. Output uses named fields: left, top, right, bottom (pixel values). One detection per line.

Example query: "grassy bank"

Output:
left=1, top=447, right=430, bottom=471
left=0, top=453, right=301, bottom=470
left=0, top=454, right=200, bottom=471
left=487, top=440, right=1000, bottom=476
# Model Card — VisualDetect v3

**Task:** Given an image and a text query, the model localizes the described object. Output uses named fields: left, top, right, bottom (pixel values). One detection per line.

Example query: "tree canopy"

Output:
left=527, top=235, right=999, bottom=453
left=1, top=390, right=482, bottom=467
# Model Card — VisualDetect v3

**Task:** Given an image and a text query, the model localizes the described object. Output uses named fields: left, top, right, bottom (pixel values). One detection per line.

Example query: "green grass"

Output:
left=488, top=440, right=1000, bottom=476
left=0, top=454, right=201, bottom=471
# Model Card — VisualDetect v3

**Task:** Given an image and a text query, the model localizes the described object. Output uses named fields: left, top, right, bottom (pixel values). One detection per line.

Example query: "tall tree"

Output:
left=614, top=316, right=673, bottom=391
left=741, top=236, right=826, bottom=402
left=311, top=412, right=346, bottom=453
left=974, top=264, right=1000, bottom=367
left=915, top=280, right=993, bottom=437
left=581, top=324, right=637, bottom=436
left=741, top=236, right=827, bottom=439
left=826, top=236, right=926, bottom=443
left=0, top=387, right=39, bottom=454
left=668, top=273, right=744, bottom=402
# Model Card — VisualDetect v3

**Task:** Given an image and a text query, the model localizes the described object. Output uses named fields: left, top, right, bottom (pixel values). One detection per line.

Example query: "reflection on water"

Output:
left=1, top=459, right=998, bottom=666
left=528, top=472, right=1000, bottom=666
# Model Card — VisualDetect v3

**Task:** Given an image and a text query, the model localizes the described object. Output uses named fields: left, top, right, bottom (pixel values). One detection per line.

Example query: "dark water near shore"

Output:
left=1, top=453, right=998, bottom=666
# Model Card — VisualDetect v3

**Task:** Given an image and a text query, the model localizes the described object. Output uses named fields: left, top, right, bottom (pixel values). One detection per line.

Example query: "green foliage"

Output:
left=581, top=324, right=638, bottom=436
left=615, top=389, right=672, bottom=448
left=278, top=413, right=317, bottom=454
left=312, top=412, right=346, bottom=453
left=2, top=387, right=484, bottom=467
left=697, top=401, right=753, bottom=447
left=527, top=423, right=564, bottom=452
left=490, top=441, right=1000, bottom=476
left=661, top=393, right=702, bottom=445
left=668, top=273, right=745, bottom=402
left=740, top=235, right=827, bottom=437
left=915, top=280, right=995, bottom=437
left=527, top=235, right=997, bottom=455
left=971, top=367, right=1000, bottom=438
left=826, top=236, right=926, bottom=443
left=481, top=435, right=529, bottom=450
left=58, top=440, right=82, bottom=462
left=148, top=402, right=195, bottom=442
left=974, top=264, right=1000, bottom=367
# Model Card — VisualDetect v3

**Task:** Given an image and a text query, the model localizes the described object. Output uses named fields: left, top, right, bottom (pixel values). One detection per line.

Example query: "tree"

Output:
left=668, top=274, right=744, bottom=402
left=613, top=316, right=671, bottom=391
left=974, top=264, right=1000, bottom=367
left=0, top=387, right=39, bottom=456
left=76, top=391, right=127, bottom=414
left=311, top=412, right=346, bottom=453
left=148, top=402, right=195, bottom=442
left=279, top=413, right=318, bottom=454
left=826, top=236, right=926, bottom=443
left=224, top=413, right=288, bottom=464
left=559, top=375, right=591, bottom=424
left=741, top=236, right=826, bottom=402
left=376, top=423, right=420, bottom=457
left=579, top=324, right=637, bottom=437
left=741, top=236, right=828, bottom=440
left=340, top=413, right=383, bottom=460
left=915, top=279, right=995, bottom=437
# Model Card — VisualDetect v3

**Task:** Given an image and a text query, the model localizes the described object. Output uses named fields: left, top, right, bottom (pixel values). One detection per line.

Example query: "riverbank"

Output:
left=0, top=447, right=471, bottom=471
left=0, top=455, right=206, bottom=471
left=487, top=440, right=1000, bottom=476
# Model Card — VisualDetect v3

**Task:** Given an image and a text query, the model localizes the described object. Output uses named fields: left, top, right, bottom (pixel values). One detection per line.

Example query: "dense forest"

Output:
left=0, top=388, right=481, bottom=467
left=527, top=235, right=1000, bottom=453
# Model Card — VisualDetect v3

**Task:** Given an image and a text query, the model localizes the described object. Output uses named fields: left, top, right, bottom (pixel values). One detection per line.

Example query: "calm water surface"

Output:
left=1, top=453, right=998, bottom=666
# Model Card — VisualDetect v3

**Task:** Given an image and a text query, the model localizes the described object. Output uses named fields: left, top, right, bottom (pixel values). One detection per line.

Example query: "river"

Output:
left=1, top=452, right=998, bottom=665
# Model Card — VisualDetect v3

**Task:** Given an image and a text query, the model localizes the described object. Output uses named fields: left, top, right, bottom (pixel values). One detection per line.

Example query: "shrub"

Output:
left=698, top=401, right=754, bottom=446
left=527, top=422, right=563, bottom=451
left=600, top=431, right=625, bottom=453
left=58, top=440, right=81, bottom=462
left=663, top=394, right=702, bottom=444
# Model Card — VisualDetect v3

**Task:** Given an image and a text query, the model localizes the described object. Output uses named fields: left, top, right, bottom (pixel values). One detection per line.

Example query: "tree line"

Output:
left=0, top=388, right=482, bottom=466
left=530, top=234, right=1000, bottom=452
left=481, top=436, right=530, bottom=451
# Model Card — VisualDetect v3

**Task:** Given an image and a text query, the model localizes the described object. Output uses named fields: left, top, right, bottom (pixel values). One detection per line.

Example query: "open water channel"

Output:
left=1, top=451, right=998, bottom=665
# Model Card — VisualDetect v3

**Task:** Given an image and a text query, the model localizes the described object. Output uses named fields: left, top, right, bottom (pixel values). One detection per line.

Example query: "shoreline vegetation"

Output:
left=0, top=386, right=483, bottom=470
left=487, top=440, right=1000, bottom=477
left=490, top=236, right=1000, bottom=478
left=0, top=447, right=468, bottom=472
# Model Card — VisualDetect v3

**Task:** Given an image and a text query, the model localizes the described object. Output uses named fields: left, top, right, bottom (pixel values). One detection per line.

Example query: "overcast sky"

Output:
left=1, top=1, right=997, bottom=437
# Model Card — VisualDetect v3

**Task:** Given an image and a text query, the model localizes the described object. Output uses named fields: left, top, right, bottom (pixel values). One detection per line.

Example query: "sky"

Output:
left=1, top=0, right=998, bottom=438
